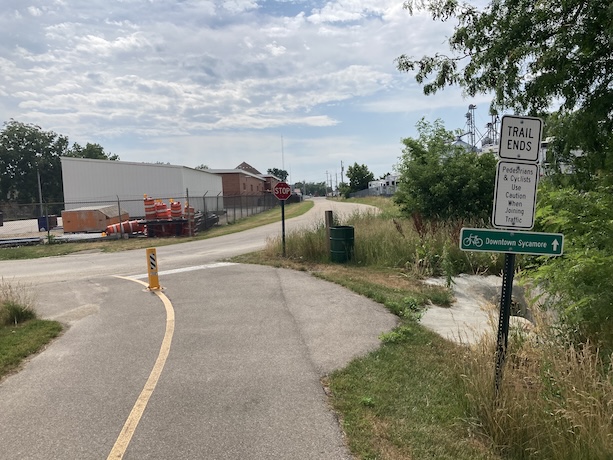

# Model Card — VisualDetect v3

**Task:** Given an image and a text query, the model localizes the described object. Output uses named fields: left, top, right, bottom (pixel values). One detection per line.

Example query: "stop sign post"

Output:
left=273, top=181, right=291, bottom=256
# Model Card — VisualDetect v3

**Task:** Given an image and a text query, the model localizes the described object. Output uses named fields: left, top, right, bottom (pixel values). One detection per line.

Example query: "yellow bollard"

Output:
left=146, top=248, right=161, bottom=290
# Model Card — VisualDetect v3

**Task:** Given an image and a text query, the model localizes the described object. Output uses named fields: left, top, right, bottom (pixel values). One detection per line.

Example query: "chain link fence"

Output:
left=348, top=187, right=397, bottom=198
left=0, top=192, right=282, bottom=243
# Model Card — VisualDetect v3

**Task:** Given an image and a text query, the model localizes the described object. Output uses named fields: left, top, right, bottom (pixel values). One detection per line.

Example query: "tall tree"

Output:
left=0, top=120, right=69, bottom=204
left=267, top=168, right=288, bottom=181
left=0, top=120, right=118, bottom=205
left=396, top=0, right=613, bottom=183
left=346, top=163, right=374, bottom=193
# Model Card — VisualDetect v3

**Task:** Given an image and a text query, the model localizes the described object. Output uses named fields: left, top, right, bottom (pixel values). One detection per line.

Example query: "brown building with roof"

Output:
left=208, top=163, right=281, bottom=196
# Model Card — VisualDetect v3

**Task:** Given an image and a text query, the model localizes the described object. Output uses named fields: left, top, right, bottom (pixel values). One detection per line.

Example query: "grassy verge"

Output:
left=0, top=280, right=63, bottom=380
left=0, top=200, right=314, bottom=260
left=0, top=320, right=63, bottom=378
left=234, top=197, right=613, bottom=459
left=328, top=327, right=498, bottom=460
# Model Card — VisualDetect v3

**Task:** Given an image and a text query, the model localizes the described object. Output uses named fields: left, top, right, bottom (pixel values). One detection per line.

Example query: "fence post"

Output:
left=186, top=188, right=192, bottom=237
left=37, top=168, right=44, bottom=218
left=325, top=210, right=334, bottom=254
left=117, top=195, right=123, bottom=238
left=45, top=204, right=51, bottom=241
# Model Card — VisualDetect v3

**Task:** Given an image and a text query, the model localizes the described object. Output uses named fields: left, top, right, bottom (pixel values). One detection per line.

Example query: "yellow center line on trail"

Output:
left=107, top=276, right=175, bottom=460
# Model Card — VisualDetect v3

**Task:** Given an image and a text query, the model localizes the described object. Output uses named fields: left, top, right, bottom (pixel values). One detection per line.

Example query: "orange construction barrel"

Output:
left=144, top=197, right=156, bottom=220
left=171, top=202, right=182, bottom=219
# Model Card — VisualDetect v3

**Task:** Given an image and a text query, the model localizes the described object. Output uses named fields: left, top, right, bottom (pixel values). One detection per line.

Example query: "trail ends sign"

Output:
left=499, top=115, right=543, bottom=162
left=273, top=182, right=291, bottom=201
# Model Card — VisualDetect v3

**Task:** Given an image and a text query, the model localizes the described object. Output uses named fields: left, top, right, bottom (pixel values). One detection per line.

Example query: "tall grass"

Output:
left=266, top=209, right=506, bottom=276
left=460, top=313, right=613, bottom=459
left=0, top=279, right=63, bottom=379
left=0, top=279, right=36, bottom=326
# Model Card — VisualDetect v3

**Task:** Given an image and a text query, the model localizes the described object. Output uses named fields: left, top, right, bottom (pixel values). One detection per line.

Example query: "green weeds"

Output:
left=0, top=279, right=62, bottom=379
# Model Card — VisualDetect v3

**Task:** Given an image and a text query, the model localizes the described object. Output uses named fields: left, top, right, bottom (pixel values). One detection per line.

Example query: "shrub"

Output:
left=395, top=118, right=497, bottom=222
left=1, top=301, right=36, bottom=326
left=531, top=181, right=613, bottom=354
left=0, top=280, right=37, bottom=326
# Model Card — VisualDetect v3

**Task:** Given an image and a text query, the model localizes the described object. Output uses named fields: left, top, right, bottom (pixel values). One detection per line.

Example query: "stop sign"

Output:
left=273, top=181, right=291, bottom=200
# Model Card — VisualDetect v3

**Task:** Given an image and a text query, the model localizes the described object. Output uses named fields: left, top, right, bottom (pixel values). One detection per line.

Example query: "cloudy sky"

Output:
left=1, top=0, right=494, bottom=184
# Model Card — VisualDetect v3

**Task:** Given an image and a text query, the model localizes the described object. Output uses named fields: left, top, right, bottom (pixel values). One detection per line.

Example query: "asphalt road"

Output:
left=0, top=198, right=398, bottom=459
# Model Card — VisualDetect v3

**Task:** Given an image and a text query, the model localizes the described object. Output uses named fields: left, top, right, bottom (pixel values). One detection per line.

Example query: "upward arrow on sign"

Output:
left=552, top=239, right=560, bottom=252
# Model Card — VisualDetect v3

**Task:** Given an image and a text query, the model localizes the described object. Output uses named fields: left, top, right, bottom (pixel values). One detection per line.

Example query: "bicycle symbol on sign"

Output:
left=462, top=233, right=483, bottom=248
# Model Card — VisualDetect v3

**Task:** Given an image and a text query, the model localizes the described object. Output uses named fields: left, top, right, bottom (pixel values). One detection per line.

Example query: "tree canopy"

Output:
left=65, top=142, right=119, bottom=161
left=267, top=168, right=288, bottom=181
left=346, top=163, right=374, bottom=193
left=293, top=181, right=328, bottom=197
left=396, top=0, right=613, bottom=182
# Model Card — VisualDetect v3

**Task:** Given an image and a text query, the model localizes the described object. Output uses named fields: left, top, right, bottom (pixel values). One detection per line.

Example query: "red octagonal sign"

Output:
left=273, top=181, right=291, bottom=201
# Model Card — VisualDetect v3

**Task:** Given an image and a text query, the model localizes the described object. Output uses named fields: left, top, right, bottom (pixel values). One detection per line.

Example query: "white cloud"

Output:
left=265, top=41, right=287, bottom=56
left=221, top=0, right=259, bottom=14
left=0, top=0, right=491, bottom=183
left=27, top=6, right=44, bottom=17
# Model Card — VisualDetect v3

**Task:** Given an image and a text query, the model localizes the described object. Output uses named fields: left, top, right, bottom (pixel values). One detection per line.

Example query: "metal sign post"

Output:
left=495, top=253, right=515, bottom=395
left=281, top=201, right=286, bottom=257
left=273, top=182, right=291, bottom=257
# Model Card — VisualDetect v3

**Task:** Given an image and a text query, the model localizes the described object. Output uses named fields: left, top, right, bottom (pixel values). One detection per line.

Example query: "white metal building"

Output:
left=368, top=174, right=399, bottom=196
left=61, top=157, right=224, bottom=218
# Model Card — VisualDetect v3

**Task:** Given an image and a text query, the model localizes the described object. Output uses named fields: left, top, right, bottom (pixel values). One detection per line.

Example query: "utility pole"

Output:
left=281, top=136, right=285, bottom=171
left=325, top=171, right=329, bottom=195
left=341, top=161, right=344, bottom=185
left=37, top=168, right=43, bottom=217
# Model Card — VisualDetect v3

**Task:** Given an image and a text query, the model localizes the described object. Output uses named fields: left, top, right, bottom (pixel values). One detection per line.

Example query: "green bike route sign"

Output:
left=460, top=228, right=564, bottom=256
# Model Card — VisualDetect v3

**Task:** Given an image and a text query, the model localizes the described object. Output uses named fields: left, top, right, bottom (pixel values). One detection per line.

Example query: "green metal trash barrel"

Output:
left=330, top=225, right=354, bottom=263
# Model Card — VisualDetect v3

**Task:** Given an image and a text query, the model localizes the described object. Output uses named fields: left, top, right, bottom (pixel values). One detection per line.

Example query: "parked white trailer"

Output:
left=61, top=157, right=224, bottom=218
